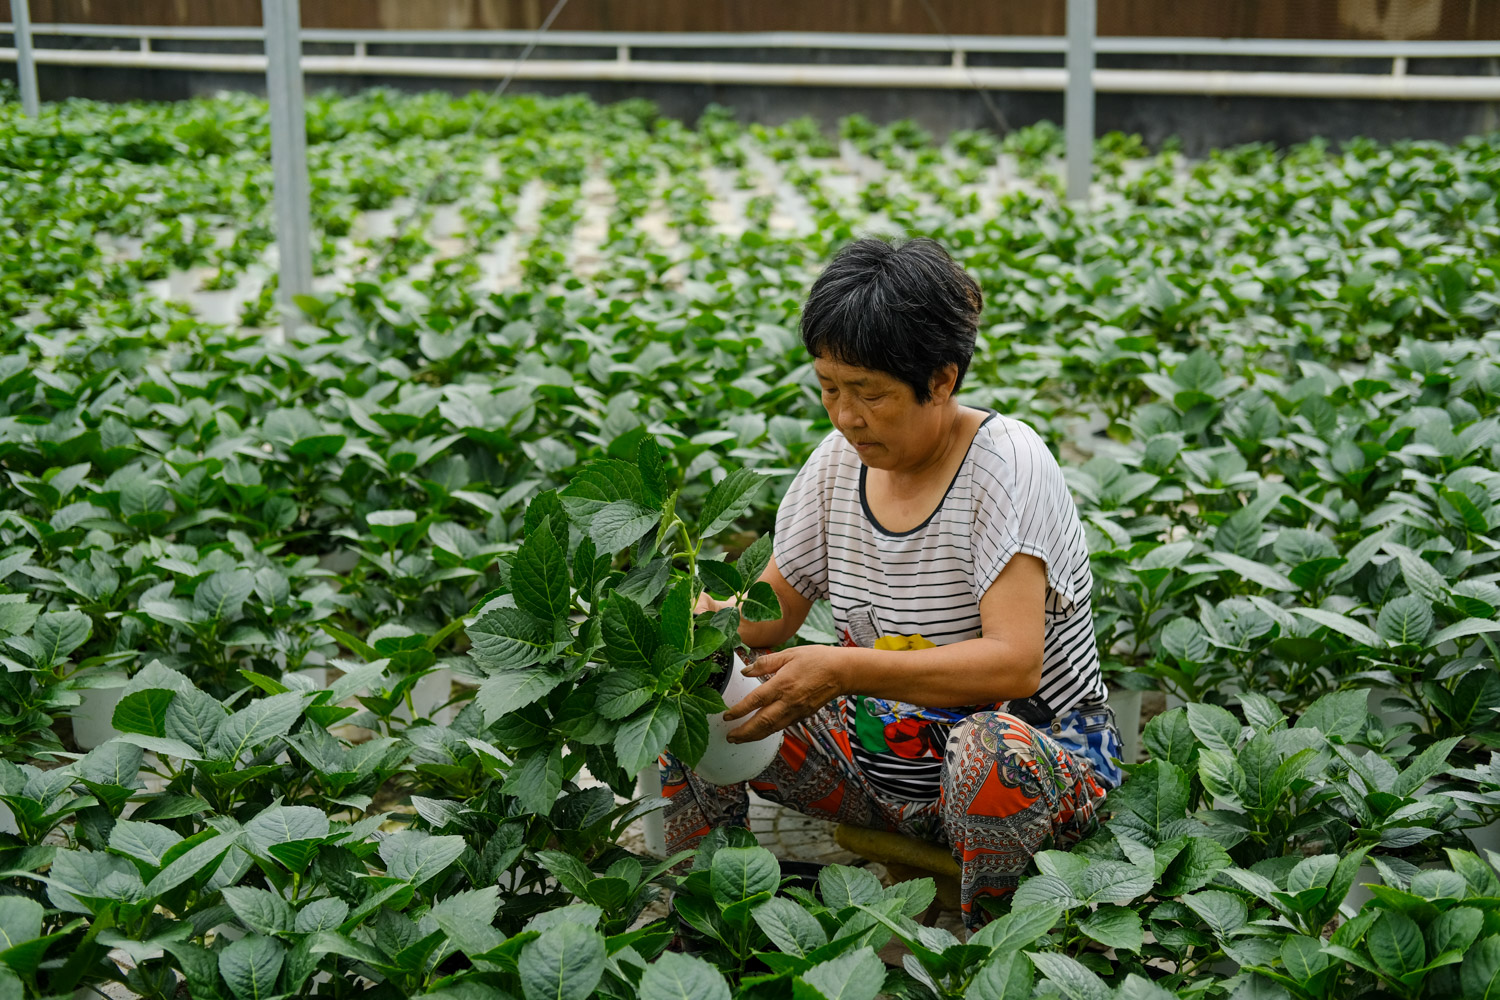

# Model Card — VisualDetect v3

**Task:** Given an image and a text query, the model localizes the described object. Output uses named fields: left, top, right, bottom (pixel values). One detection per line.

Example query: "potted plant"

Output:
left=463, top=438, right=784, bottom=802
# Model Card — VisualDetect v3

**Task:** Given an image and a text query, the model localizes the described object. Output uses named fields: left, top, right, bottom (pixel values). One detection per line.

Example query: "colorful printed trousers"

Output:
left=660, top=696, right=1109, bottom=929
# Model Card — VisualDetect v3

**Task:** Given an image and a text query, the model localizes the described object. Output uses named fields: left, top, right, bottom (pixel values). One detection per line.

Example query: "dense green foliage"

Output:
left=2, top=84, right=1500, bottom=998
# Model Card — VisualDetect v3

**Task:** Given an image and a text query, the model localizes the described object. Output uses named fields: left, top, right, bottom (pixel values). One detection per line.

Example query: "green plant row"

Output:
left=2, top=83, right=1499, bottom=998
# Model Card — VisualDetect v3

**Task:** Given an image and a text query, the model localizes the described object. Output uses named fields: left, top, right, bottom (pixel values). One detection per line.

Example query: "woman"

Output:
left=664, top=236, right=1122, bottom=929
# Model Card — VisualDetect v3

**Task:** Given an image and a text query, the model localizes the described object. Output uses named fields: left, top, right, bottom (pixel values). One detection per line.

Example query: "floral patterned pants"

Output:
left=660, top=696, right=1109, bottom=929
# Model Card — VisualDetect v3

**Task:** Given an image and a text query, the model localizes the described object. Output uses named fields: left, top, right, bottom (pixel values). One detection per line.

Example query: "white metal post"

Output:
left=262, top=0, right=313, bottom=340
left=1065, top=0, right=1095, bottom=202
left=12, top=0, right=40, bottom=116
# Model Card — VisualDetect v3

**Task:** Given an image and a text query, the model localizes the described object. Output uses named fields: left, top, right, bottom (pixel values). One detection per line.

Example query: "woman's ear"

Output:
left=928, top=364, right=960, bottom=404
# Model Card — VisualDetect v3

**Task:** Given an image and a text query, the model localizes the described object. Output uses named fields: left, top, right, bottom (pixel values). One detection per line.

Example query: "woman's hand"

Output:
left=695, top=591, right=726, bottom=615
left=723, top=645, right=847, bottom=743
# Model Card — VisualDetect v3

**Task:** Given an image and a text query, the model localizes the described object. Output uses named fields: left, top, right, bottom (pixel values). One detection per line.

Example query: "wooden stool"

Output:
left=834, top=824, right=962, bottom=925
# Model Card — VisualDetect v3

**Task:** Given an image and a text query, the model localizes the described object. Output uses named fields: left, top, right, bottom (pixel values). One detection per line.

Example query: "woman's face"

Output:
left=814, top=356, right=957, bottom=471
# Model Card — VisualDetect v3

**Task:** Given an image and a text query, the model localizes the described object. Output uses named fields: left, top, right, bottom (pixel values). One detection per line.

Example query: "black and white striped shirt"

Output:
left=774, top=411, right=1107, bottom=800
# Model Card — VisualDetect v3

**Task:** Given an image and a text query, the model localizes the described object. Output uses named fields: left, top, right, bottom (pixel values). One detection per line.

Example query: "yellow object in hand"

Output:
left=873, top=633, right=936, bottom=651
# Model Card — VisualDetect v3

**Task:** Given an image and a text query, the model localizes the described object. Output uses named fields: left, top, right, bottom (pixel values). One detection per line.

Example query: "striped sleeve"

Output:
left=970, top=421, right=1088, bottom=617
left=772, top=434, right=838, bottom=601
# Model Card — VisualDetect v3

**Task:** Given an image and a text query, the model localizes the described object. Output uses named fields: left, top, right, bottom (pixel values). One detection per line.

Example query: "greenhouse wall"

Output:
left=4, top=0, right=1500, bottom=39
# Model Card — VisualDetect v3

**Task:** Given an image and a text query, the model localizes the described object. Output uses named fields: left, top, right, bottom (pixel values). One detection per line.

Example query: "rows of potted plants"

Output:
left=3, top=82, right=1500, bottom=997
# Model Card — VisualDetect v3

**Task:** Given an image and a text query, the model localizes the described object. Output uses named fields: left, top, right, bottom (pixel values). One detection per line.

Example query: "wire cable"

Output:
left=914, top=0, right=1014, bottom=136
left=362, top=0, right=572, bottom=276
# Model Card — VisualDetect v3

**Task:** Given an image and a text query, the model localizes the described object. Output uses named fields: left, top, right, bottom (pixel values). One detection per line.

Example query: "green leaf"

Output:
left=518, top=921, right=605, bottom=1000
left=1185, top=702, right=1241, bottom=752
left=697, top=559, right=744, bottom=599
left=467, top=608, right=550, bottom=670
left=476, top=669, right=565, bottom=723
left=221, top=886, right=294, bottom=936
left=1206, top=552, right=1298, bottom=592
left=668, top=697, right=710, bottom=766
left=502, top=745, right=566, bottom=816
left=711, top=846, right=780, bottom=904
left=1182, top=890, right=1247, bottom=938
left=595, top=670, right=651, bottom=720
left=1099, top=759, right=1189, bottom=842
left=613, top=701, right=679, bottom=775
left=1429, top=617, right=1500, bottom=647
left=194, top=569, right=254, bottom=622
left=660, top=577, right=693, bottom=653
left=1157, top=837, right=1232, bottom=896
left=699, top=468, right=768, bottom=538
left=379, top=831, right=467, bottom=886
left=740, top=581, right=783, bottom=622
left=603, top=593, right=660, bottom=671
left=971, top=952, right=1034, bottom=1000
left=1142, top=708, right=1198, bottom=770
left=1079, top=905, right=1143, bottom=952
left=1280, top=935, right=1330, bottom=979
left=145, top=832, right=238, bottom=896
left=639, top=951, right=731, bottom=1000
left=1387, top=544, right=1449, bottom=604
left=30, top=610, right=92, bottom=667
left=818, top=864, right=884, bottom=911
left=243, top=806, right=329, bottom=858
left=0, top=897, right=43, bottom=952
left=752, top=896, right=828, bottom=957
left=1368, top=910, right=1425, bottom=979
left=588, top=500, right=661, bottom=555
left=513, top=524, right=570, bottom=625
left=736, top=533, right=774, bottom=588
left=210, top=692, right=304, bottom=761
left=218, top=935, right=285, bottom=1000
left=113, top=688, right=176, bottom=738
left=1027, top=952, right=1112, bottom=1000
left=1295, top=689, right=1368, bottom=742
left=1377, top=594, right=1434, bottom=645
left=1290, top=607, right=1383, bottom=648
left=796, top=947, right=885, bottom=1000
left=1460, top=935, right=1500, bottom=999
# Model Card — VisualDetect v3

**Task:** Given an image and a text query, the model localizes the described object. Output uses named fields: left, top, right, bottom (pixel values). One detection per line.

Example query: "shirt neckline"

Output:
left=858, top=408, right=999, bottom=538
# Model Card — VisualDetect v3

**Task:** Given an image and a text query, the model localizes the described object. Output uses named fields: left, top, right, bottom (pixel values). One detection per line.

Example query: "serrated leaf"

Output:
left=613, top=701, right=679, bottom=775
left=711, top=846, right=780, bottom=903
left=467, top=607, right=550, bottom=670
left=518, top=921, right=605, bottom=1000
left=797, top=947, right=884, bottom=1000
left=1078, top=905, right=1143, bottom=952
left=513, top=524, right=570, bottom=625
left=699, top=468, right=768, bottom=538
left=639, top=951, right=730, bottom=1000
left=218, top=935, right=284, bottom=1000
left=588, top=500, right=661, bottom=553
left=1429, top=617, right=1500, bottom=647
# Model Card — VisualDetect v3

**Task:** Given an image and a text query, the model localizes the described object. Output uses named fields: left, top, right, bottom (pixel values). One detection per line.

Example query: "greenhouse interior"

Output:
left=4, top=0, right=1500, bottom=997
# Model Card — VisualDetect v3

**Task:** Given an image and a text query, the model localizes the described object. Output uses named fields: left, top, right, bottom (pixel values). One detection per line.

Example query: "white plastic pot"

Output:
left=394, top=669, right=453, bottom=726
left=694, top=651, right=785, bottom=786
left=1106, top=687, right=1143, bottom=765
left=72, top=672, right=128, bottom=750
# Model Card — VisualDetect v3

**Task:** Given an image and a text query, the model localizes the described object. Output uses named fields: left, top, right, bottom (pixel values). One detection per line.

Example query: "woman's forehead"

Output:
left=813, top=356, right=898, bottom=386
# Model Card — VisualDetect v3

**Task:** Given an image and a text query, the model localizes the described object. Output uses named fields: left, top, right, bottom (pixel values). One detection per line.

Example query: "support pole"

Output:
left=1065, top=0, right=1095, bottom=202
left=262, top=0, right=312, bottom=341
left=13, top=0, right=40, bottom=116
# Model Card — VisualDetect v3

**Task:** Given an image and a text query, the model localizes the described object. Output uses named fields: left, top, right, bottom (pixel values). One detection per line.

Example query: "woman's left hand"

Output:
left=723, top=645, right=847, bottom=743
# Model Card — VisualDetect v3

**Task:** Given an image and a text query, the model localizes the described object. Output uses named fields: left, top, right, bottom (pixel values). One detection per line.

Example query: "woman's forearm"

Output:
left=833, top=639, right=1042, bottom=707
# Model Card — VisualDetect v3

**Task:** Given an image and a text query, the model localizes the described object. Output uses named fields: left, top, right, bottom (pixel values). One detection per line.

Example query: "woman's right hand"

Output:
left=695, top=591, right=726, bottom=615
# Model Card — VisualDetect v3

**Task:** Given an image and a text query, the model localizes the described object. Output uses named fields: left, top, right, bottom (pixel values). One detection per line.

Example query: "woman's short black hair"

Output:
left=800, top=236, right=982, bottom=404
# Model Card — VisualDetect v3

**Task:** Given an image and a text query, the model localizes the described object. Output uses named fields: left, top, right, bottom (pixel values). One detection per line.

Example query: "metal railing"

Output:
left=4, top=24, right=1500, bottom=100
